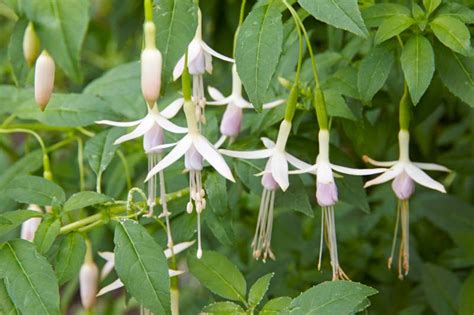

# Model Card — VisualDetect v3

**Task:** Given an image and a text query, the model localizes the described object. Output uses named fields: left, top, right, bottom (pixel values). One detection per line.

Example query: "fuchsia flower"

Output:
left=364, top=129, right=449, bottom=278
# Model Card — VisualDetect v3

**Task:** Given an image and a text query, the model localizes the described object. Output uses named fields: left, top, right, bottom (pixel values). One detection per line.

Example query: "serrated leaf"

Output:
left=422, top=263, right=461, bottom=315
left=154, top=0, right=197, bottom=85
left=23, top=0, right=90, bottom=82
left=6, top=175, right=66, bottom=206
left=374, top=15, right=414, bottom=45
left=114, top=220, right=171, bottom=315
left=34, top=218, right=61, bottom=255
left=435, top=43, right=474, bottom=107
left=202, top=301, right=246, bottom=314
left=248, top=273, right=274, bottom=308
left=423, top=0, right=441, bottom=15
left=187, top=250, right=246, bottom=302
left=401, top=35, right=435, bottom=104
left=260, top=297, right=292, bottom=314
left=362, top=4, right=411, bottom=28
left=0, top=240, right=60, bottom=315
left=0, top=280, right=19, bottom=315
left=236, top=4, right=283, bottom=111
left=63, top=191, right=112, bottom=212
left=459, top=271, right=474, bottom=315
left=299, top=0, right=368, bottom=37
left=8, top=18, right=30, bottom=87
left=85, top=128, right=123, bottom=177
left=289, top=281, right=377, bottom=314
left=55, top=233, right=86, bottom=285
left=430, top=16, right=472, bottom=56
left=357, top=44, right=395, bottom=103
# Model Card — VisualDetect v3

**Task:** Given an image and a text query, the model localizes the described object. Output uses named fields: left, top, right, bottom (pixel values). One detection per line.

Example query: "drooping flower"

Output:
left=220, top=120, right=311, bottom=260
left=80, top=241, right=99, bottom=310
left=145, top=100, right=235, bottom=258
left=207, top=64, right=284, bottom=147
left=364, top=129, right=449, bottom=278
left=141, top=21, right=163, bottom=106
left=97, top=241, right=194, bottom=296
left=20, top=204, right=42, bottom=241
left=291, top=130, right=386, bottom=280
left=34, top=50, right=55, bottom=111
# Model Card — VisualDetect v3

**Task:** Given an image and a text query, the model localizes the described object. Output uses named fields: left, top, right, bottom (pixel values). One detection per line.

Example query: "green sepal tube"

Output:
left=182, top=52, right=192, bottom=102
left=284, top=84, right=299, bottom=122
left=399, top=85, right=411, bottom=131
left=313, top=86, right=329, bottom=130
left=144, top=0, right=153, bottom=22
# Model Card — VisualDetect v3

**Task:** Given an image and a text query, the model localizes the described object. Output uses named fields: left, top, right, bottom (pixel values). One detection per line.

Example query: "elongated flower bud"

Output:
left=20, top=204, right=42, bottom=241
left=143, top=123, right=164, bottom=153
left=316, top=181, right=338, bottom=207
left=185, top=145, right=203, bottom=171
left=80, top=241, right=99, bottom=310
left=220, top=104, right=243, bottom=137
left=392, top=172, right=415, bottom=200
left=141, top=48, right=162, bottom=106
left=34, top=51, right=55, bottom=111
left=23, top=22, right=40, bottom=67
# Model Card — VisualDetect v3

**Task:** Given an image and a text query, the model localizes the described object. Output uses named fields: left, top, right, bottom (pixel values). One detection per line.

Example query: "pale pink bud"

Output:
left=141, top=47, right=162, bottom=105
left=316, top=181, right=338, bottom=207
left=23, top=22, right=40, bottom=67
left=143, top=124, right=164, bottom=153
left=391, top=172, right=415, bottom=200
left=220, top=104, right=243, bottom=137
left=261, top=160, right=278, bottom=191
left=80, top=261, right=99, bottom=310
left=185, top=146, right=203, bottom=171
left=20, top=204, right=42, bottom=241
left=34, top=51, right=55, bottom=111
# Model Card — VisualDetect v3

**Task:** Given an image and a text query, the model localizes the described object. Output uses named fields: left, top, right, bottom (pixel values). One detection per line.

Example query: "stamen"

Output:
left=388, top=201, right=401, bottom=270
left=318, top=209, right=324, bottom=270
left=252, top=189, right=276, bottom=262
left=389, top=199, right=410, bottom=279
left=146, top=153, right=158, bottom=216
left=197, top=211, right=202, bottom=259
left=192, top=75, right=206, bottom=127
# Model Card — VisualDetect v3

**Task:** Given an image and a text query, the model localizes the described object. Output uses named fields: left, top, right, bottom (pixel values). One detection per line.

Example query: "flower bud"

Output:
left=143, top=124, right=164, bottom=153
left=185, top=146, right=203, bottom=171
left=261, top=160, right=278, bottom=191
left=391, top=172, right=415, bottom=200
left=220, top=104, right=243, bottom=137
left=80, top=260, right=99, bottom=310
left=23, top=22, right=40, bottom=67
left=316, top=181, right=338, bottom=207
left=141, top=47, right=162, bottom=106
left=34, top=51, right=55, bottom=111
left=20, top=204, right=42, bottom=241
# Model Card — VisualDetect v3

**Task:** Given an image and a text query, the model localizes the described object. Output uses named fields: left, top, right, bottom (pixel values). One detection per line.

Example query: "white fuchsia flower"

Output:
left=97, top=241, right=194, bottom=296
left=363, top=129, right=449, bottom=278
left=34, top=50, right=55, bottom=111
left=220, top=120, right=310, bottom=260
left=207, top=64, right=285, bottom=147
left=80, top=242, right=99, bottom=310
left=20, top=204, right=43, bottom=242
left=290, top=130, right=386, bottom=280
left=145, top=100, right=235, bottom=258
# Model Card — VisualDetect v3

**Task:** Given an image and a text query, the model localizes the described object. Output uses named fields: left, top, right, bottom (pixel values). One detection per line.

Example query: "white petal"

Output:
left=194, top=136, right=235, bottom=182
left=262, top=99, right=285, bottom=109
left=330, top=164, right=387, bottom=176
left=207, top=96, right=231, bottom=106
left=169, top=269, right=185, bottom=277
left=201, top=41, right=235, bottom=63
left=145, top=136, right=193, bottom=181
left=405, top=164, right=446, bottom=193
left=288, top=164, right=318, bottom=175
left=173, top=56, right=185, bottom=81
left=205, top=50, right=213, bottom=74
left=234, top=96, right=252, bottom=109
left=145, top=142, right=179, bottom=154
left=364, top=165, right=403, bottom=188
left=161, top=98, right=184, bottom=119
left=214, top=135, right=227, bottom=149
left=261, top=137, right=275, bottom=149
left=95, top=119, right=143, bottom=127
left=98, top=251, right=115, bottom=263
left=286, top=153, right=313, bottom=171
left=100, top=262, right=115, bottom=281
left=271, top=152, right=289, bottom=191
left=114, top=116, right=154, bottom=144
left=97, top=279, right=123, bottom=297
left=317, top=162, right=334, bottom=184
left=219, top=148, right=273, bottom=160
left=413, top=162, right=450, bottom=172
left=154, top=114, right=188, bottom=134
left=363, top=156, right=398, bottom=167
left=207, top=86, right=226, bottom=101
left=164, top=241, right=196, bottom=258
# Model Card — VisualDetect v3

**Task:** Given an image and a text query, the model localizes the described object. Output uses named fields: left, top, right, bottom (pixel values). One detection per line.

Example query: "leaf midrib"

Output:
left=307, top=291, right=374, bottom=313
left=254, top=5, right=273, bottom=103
left=328, top=0, right=366, bottom=35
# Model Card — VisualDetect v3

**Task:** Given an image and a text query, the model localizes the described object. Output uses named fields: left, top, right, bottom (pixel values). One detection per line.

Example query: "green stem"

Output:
left=282, top=0, right=303, bottom=85
left=77, top=137, right=85, bottom=191
left=399, top=84, right=410, bottom=130
left=182, top=51, right=192, bottom=101
left=96, top=172, right=102, bottom=194
left=233, top=0, right=247, bottom=58
left=117, top=150, right=132, bottom=191
left=144, top=0, right=153, bottom=22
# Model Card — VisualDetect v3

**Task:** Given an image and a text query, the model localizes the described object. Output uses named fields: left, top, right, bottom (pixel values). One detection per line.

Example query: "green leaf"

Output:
left=0, top=240, right=60, bottom=315
left=435, top=43, right=474, bottom=107
left=154, top=0, right=197, bottom=85
left=374, top=15, right=414, bottom=45
left=275, top=175, right=313, bottom=217
left=357, top=44, right=395, bottom=103
left=289, top=281, right=377, bottom=314
left=260, top=297, right=292, bottom=314
left=0, top=150, right=42, bottom=191
left=8, top=18, right=30, bottom=87
left=362, top=4, right=411, bottom=28
left=85, top=128, right=123, bottom=177
left=187, top=250, right=247, bottom=302
left=236, top=4, right=283, bottom=111
left=423, top=0, right=441, bottom=15
left=324, top=90, right=356, bottom=120
left=430, top=16, right=472, bottom=56
left=248, top=273, right=274, bottom=308
left=54, top=233, right=86, bottom=285
left=24, top=0, right=90, bottom=82
left=0, top=210, right=43, bottom=237
left=436, top=3, right=474, bottom=24
left=6, top=175, right=66, bottom=206
left=299, top=0, right=368, bottom=37
left=422, top=263, right=461, bottom=315
left=114, top=220, right=171, bottom=315
left=0, top=280, right=19, bottom=315
left=459, top=271, right=474, bottom=315
left=401, top=35, right=435, bottom=104
left=63, top=191, right=112, bottom=212
left=202, top=302, right=246, bottom=314
left=34, top=218, right=61, bottom=255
